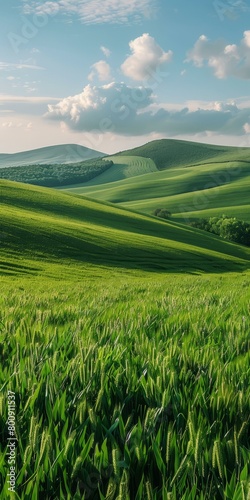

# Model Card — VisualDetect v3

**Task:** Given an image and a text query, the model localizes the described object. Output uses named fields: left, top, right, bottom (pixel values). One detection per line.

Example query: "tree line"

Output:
left=153, top=208, right=250, bottom=247
left=0, top=159, right=113, bottom=187
left=190, top=215, right=250, bottom=246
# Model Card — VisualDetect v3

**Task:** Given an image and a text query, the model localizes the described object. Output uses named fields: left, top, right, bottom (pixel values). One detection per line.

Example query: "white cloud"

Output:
left=1, top=120, right=33, bottom=131
left=0, top=95, right=60, bottom=103
left=187, top=31, right=250, bottom=79
left=121, top=33, right=172, bottom=81
left=101, top=46, right=111, bottom=58
left=244, top=122, right=250, bottom=133
left=0, top=61, right=44, bottom=71
left=244, top=30, right=250, bottom=48
left=88, top=60, right=112, bottom=82
left=23, top=1, right=60, bottom=16
left=45, top=82, right=250, bottom=137
left=2, top=122, right=14, bottom=128
left=23, top=84, right=38, bottom=93
left=0, top=95, right=62, bottom=118
left=45, top=82, right=153, bottom=133
left=22, top=0, right=156, bottom=25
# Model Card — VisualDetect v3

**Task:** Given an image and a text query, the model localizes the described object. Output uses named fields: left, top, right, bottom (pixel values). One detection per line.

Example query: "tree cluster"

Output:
left=0, top=159, right=113, bottom=187
left=153, top=208, right=172, bottom=220
left=190, top=215, right=250, bottom=246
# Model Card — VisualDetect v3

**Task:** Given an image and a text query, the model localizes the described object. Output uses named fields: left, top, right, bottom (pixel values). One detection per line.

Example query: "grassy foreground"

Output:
left=1, top=179, right=249, bottom=499
left=1, top=273, right=250, bottom=499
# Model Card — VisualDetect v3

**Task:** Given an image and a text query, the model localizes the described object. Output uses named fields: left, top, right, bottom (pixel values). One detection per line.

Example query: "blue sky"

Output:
left=0, top=0, right=250, bottom=153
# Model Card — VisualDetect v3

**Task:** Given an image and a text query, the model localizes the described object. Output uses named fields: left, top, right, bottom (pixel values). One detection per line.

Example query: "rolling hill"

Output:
left=115, top=138, right=243, bottom=170
left=0, top=144, right=105, bottom=168
left=1, top=180, right=250, bottom=278
left=62, top=139, right=250, bottom=223
left=83, top=155, right=158, bottom=185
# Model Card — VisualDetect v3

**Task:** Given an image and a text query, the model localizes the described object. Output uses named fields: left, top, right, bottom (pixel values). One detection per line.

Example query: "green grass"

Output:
left=1, top=273, right=250, bottom=499
left=60, top=156, right=157, bottom=189
left=116, top=138, right=243, bottom=170
left=64, top=156, right=250, bottom=223
left=1, top=179, right=250, bottom=498
left=4, top=138, right=249, bottom=227
left=1, top=180, right=250, bottom=278
left=83, top=156, right=157, bottom=185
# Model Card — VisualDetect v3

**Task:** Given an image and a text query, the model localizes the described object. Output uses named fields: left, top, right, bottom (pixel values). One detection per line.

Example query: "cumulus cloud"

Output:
left=187, top=31, right=250, bottom=79
left=244, top=122, right=250, bottom=133
left=88, top=60, right=112, bottom=82
left=22, top=0, right=156, bottom=25
left=45, top=82, right=153, bottom=133
left=121, top=33, right=173, bottom=81
left=45, top=82, right=250, bottom=137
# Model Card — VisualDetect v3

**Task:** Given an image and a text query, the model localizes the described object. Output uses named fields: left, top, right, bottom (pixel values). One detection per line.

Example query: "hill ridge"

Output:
left=0, top=143, right=105, bottom=168
left=1, top=179, right=250, bottom=277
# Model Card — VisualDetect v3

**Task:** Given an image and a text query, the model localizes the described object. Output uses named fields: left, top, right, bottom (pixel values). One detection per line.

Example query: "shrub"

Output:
left=153, top=208, right=172, bottom=220
left=190, top=215, right=250, bottom=246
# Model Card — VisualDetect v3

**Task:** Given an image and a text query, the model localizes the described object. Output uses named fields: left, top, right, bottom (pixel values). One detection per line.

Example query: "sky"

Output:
left=0, top=0, right=250, bottom=154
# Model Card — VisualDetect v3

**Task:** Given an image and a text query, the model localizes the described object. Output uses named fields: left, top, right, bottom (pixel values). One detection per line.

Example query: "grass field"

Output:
left=117, top=138, right=239, bottom=170
left=1, top=272, right=250, bottom=499
left=1, top=180, right=250, bottom=277
left=1, top=169, right=250, bottom=499
left=2, top=139, right=249, bottom=226
left=63, top=144, right=250, bottom=223
left=83, top=156, right=158, bottom=186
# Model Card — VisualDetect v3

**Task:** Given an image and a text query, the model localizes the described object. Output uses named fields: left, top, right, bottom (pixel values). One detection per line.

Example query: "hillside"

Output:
left=0, top=144, right=104, bottom=168
left=83, top=155, right=158, bottom=185
left=0, top=159, right=113, bottom=187
left=63, top=140, right=250, bottom=223
left=1, top=180, right=250, bottom=277
left=116, top=138, right=241, bottom=170
left=74, top=158, right=250, bottom=220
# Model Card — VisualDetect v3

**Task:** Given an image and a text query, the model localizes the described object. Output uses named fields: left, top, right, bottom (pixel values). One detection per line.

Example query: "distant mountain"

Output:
left=0, top=144, right=105, bottom=168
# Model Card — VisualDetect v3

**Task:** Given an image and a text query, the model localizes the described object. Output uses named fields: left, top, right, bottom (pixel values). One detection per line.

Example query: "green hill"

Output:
left=116, top=138, right=242, bottom=170
left=62, top=160, right=250, bottom=222
left=0, top=158, right=113, bottom=187
left=63, top=140, right=250, bottom=223
left=82, top=155, right=158, bottom=185
left=0, top=144, right=104, bottom=168
left=56, top=156, right=157, bottom=190
left=1, top=180, right=250, bottom=278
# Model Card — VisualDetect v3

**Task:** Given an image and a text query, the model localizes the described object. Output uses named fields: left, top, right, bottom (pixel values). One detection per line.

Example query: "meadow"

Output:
left=1, top=272, right=250, bottom=499
left=1, top=141, right=250, bottom=499
left=2, top=179, right=250, bottom=277
left=63, top=158, right=250, bottom=224
left=62, top=140, right=250, bottom=224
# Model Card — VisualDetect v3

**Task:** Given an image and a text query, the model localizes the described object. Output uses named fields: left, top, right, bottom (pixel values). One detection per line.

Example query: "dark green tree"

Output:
left=153, top=208, right=172, bottom=220
left=190, top=215, right=250, bottom=246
